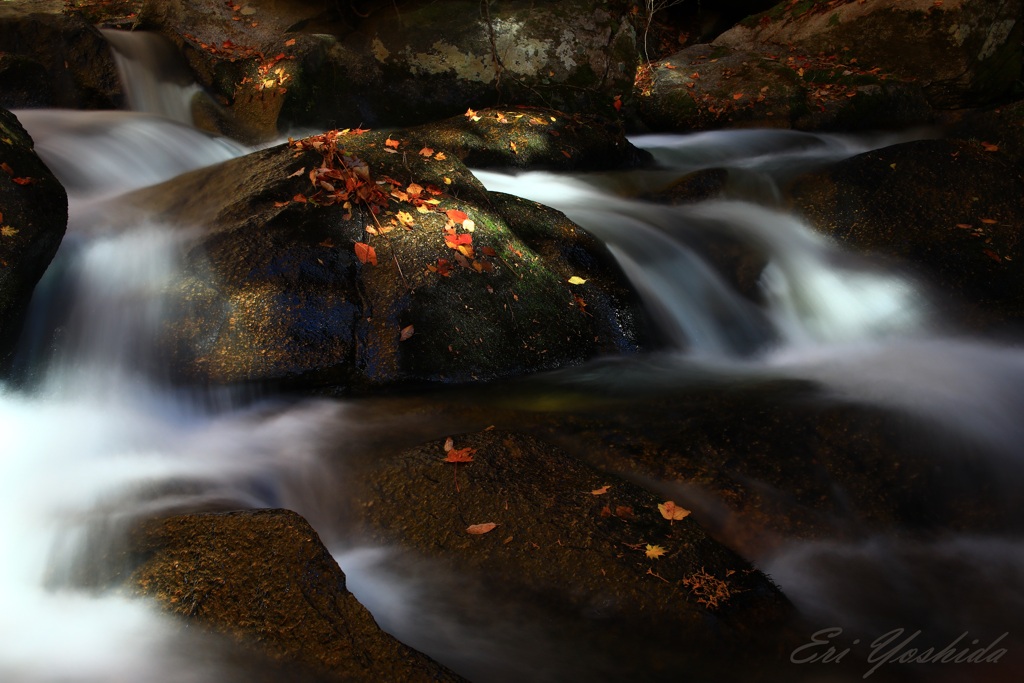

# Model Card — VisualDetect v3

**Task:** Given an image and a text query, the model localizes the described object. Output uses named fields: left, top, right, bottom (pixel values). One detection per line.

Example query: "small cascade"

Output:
left=100, top=29, right=204, bottom=126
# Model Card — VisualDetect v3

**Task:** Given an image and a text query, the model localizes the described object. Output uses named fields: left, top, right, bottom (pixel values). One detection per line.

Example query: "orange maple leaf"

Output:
left=353, top=242, right=377, bottom=265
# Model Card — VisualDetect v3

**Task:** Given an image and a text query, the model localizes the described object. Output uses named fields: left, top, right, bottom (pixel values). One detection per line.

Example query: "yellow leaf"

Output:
left=1, top=225, right=17, bottom=237
left=397, top=211, right=415, bottom=227
left=645, top=544, right=667, bottom=559
left=567, top=276, right=587, bottom=285
left=467, top=522, right=497, bottom=535
left=658, top=500, right=691, bottom=521
left=444, top=177, right=452, bottom=185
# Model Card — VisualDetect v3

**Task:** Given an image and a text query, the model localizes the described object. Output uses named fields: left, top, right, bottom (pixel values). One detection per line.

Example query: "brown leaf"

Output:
left=443, top=436, right=454, bottom=452
left=385, top=137, right=400, bottom=149
left=658, top=500, right=691, bottom=521
left=419, top=147, right=434, bottom=157
left=353, top=242, right=377, bottom=265
left=287, top=166, right=306, bottom=178
left=399, top=324, right=415, bottom=341
left=466, top=522, right=497, bottom=535
left=591, top=485, right=610, bottom=495
left=284, top=38, right=296, bottom=46
left=981, top=142, right=1000, bottom=152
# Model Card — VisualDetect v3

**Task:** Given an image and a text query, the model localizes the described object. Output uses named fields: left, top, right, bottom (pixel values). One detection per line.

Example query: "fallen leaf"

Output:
left=980, top=218, right=998, bottom=224
left=444, top=447, right=475, bottom=463
left=293, top=193, right=308, bottom=203
left=591, top=485, right=610, bottom=495
left=567, top=276, right=587, bottom=285
left=434, top=151, right=447, bottom=161
left=955, top=223, right=973, bottom=229
left=981, top=142, right=1000, bottom=152
left=444, top=436, right=454, bottom=452
left=407, top=182, right=423, bottom=197
left=284, top=38, right=296, bottom=46
left=385, top=137, right=400, bottom=149
left=613, top=95, right=622, bottom=112
left=481, top=246, right=497, bottom=257
left=983, top=248, right=1003, bottom=263
left=462, top=219, right=475, bottom=232
left=287, top=166, right=305, bottom=178
left=658, top=500, right=691, bottom=521
left=12, top=177, right=33, bottom=185
left=510, top=141, right=518, bottom=154
left=466, top=522, right=497, bottom=535
left=1, top=225, right=18, bottom=237
left=399, top=324, right=415, bottom=341
left=446, top=209, right=469, bottom=224
left=419, top=147, right=435, bottom=157
left=396, top=211, right=415, bottom=227
left=645, top=544, right=667, bottom=559
left=733, top=92, right=744, bottom=100
left=615, top=505, right=635, bottom=519
left=353, top=242, right=377, bottom=265
left=1, top=162, right=13, bottom=175
left=273, top=200, right=290, bottom=207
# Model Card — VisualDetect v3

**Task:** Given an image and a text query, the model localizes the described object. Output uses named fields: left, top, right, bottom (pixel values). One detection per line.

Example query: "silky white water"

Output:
left=2, top=30, right=1022, bottom=683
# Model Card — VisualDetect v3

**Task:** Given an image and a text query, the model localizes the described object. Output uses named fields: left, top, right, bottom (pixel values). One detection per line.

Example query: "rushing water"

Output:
left=2, top=30, right=1022, bottom=683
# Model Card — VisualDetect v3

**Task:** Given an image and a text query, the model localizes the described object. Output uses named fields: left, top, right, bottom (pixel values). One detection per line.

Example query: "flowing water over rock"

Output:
left=3, top=34, right=1023, bottom=683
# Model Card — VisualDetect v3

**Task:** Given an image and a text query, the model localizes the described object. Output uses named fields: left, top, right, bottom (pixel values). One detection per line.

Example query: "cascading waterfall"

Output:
left=2, top=28, right=1022, bottom=683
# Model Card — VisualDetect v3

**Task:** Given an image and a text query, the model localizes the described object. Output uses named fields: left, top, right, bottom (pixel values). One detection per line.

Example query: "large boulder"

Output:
left=789, top=138, right=1024, bottom=330
left=636, top=42, right=932, bottom=132
left=121, top=121, right=649, bottom=391
left=130, top=509, right=464, bottom=682
left=135, top=0, right=638, bottom=141
left=715, top=0, right=1023, bottom=108
left=0, top=108, right=68, bottom=367
left=341, top=428, right=797, bottom=682
left=0, top=0, right=122, bottom=110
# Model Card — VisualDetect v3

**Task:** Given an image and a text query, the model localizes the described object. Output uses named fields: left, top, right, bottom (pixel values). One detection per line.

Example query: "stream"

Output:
left=1, top=30, right=1022, bottom=683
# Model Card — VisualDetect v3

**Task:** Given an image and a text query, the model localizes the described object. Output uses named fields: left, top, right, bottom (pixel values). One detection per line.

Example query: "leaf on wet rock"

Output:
left=658, top=501, right=691, bottom=521
left=444, top=447, right=475, bottom=463
left=645, top=544, right=667, bottom=559
left=567, top=276, right=587, bottom=285
left=466, top=522, right=497, bottom=535
left=590, top=485, right=610, bottom=495
left=353, top=242, right=377, bottom=265
left=399, top=325, right=415, bottom=341
left=446, top=209, right=468, bottom=224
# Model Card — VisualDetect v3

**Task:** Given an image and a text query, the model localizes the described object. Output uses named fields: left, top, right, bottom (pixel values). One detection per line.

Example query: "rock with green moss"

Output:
left=131, top=509, right=465, bottom=682
left=717, top=0, right=1022, bottom=108
left=790, top=138, right=1024, bottom=330
left=121, top=127, right=648, bottom=391
left=636, top=43, right=932, bottom=132
left=0, top=0, right=123, bottom=110
left=136, top=0, right=637, bottom=142
left=0, top=107, right=67, bottom=367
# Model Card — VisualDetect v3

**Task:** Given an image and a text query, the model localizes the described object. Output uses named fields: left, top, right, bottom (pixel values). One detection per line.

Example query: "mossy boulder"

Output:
left=790, top=138, right=1024, bottom=330
left=636, top=43, right=932, bottom=132
left=343, top=428, right=796, bottom=682
left=136, top=0, right=638, bottom=142
left=0, top=108, right=68, bottom=367
left=122, top=127, right=648, bottom=391
left=0, top=0, right=122, bottom=110
left=130, top=509, right=464, bottom=682
left=716, top=0, right=1023, bottom=108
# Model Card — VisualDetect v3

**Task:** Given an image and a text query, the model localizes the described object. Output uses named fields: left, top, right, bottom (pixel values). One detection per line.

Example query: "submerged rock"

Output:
left=0, top=108, right=67, bottom=367
left=124, top=126, right=648, bottom=391
left=130, top=509, right=464, bottom=682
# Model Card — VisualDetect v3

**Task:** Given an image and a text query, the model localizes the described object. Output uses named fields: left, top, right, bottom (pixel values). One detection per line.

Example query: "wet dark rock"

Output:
left=0, top=0, right=123, bottom=110
left=715, top=0, right=1022, bottom=109
left=636, top=43, right=932, bottom=133
left=790, top=138, right=1024, bottom=330
left=510, top=378, right=1019, bottom=556
left=137, top=0, right=638, bottom=142
left=343, top=428, right=797, bottom=682
left=122, top=128, right=648, bottom=390
left=0, top=108, right=67, bottom=367
left=946, top=98, right=1024, bottom=168
left=130, top=509, right=464, bottom=682
left=408, top=106, right=651, bottom=171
